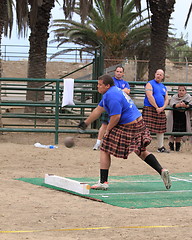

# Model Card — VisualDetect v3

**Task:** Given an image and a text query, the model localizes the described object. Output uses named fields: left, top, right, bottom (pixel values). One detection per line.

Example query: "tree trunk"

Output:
left=0, top=0, right=7, bottom=130
left=148, top=0, right=175, bottom=80
left=25, top=0, right=55, bottom=113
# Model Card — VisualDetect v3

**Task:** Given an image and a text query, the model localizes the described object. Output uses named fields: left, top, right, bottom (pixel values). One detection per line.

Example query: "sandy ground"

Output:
left=0, top=132, right=192, bottom=240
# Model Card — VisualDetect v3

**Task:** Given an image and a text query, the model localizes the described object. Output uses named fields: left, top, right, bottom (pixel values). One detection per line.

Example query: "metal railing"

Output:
left=0, top=44, right=94, bottom=62
left=0, top=79, right=192, bottom=144
left=0, top=77, right=100, bottom=144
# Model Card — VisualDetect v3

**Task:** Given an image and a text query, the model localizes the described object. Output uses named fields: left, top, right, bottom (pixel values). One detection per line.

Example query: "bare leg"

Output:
left=169, top=136, right=174, bottom=142
left=100, top=149, right=111, bottom=169
left=138, top=150, right=150, bottom=160
left=176, top=136, right=182, bottom=142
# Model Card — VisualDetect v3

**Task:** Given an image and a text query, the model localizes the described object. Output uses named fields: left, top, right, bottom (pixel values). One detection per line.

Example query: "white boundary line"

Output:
left=87, top=177, right=190, bottom=184
left=87, top=179, right=180, bottom=184
left=88, top=175, right=192, bottom=196
left=87, top=180, right=161, bottom=183
left=91, top=189, right=192, bottom=196
left=80, top=174, right=192, bottom=190
left=171, top=176, right=192, bottom=183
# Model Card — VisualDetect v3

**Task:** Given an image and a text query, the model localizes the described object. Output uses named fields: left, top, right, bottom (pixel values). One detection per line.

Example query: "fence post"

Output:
left=185, top=57, right=188, bottom=82
left=55, top=80, right=60, bottom=144
left=134, top=56, right=137, bottom=81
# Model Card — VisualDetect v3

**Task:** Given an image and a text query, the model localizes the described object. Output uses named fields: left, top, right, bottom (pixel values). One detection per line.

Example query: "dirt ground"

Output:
left=0, top=131, right=192, bottom=240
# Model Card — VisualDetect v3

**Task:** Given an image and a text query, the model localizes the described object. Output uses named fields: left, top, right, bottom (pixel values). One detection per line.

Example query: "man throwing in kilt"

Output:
left=78, top=74, right=171, bottom=190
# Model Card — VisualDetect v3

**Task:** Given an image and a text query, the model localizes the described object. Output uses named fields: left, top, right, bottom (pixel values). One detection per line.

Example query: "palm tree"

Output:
left=0, top=0, right=179, bottom=111
left=0, top=0, right=56, bottom=113
left=52, top=0, right=150, bottom=77
left=132, top=0, right=176, bottom=79
left=62, top=0, right=176, bottom=80
left=146, top=0, right=176, bottom=79
left=0, top=0, right=15, bottom=129
left=25, top=0, right=55, bottom=112
left=14, top=0, right=55, bottom=112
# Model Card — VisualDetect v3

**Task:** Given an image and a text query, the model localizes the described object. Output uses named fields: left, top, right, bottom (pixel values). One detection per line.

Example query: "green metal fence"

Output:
left=0, top=77, right=101, bottom=144
left=0, top=78, right=192, bottom=144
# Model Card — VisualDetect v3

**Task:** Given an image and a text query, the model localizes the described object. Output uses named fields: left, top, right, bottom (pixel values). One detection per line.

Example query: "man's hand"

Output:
left=156, top=106, right=164, bottom=114
left=78, top=121, right=87, bottom=130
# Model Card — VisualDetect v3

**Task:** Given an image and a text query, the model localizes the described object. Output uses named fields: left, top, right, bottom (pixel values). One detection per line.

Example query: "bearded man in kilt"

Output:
left=78, top=74, right=171, bottom=190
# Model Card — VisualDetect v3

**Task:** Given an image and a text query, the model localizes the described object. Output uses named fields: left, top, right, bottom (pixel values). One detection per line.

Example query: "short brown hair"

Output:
left=115, top=66, right=124, bottom=72
left=98, top=74, right=115, bottom=86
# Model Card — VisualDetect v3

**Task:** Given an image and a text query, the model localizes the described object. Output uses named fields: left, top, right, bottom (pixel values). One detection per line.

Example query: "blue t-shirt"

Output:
left=99, top=86, right=141, bottom=124
left=144, top=79, right=167, bottom=107
left=112, top=77, right=130, bottom=90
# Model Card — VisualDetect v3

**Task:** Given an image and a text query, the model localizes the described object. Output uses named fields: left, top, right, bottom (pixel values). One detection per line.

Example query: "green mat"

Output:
left=16, top=172, right=192, bottom=209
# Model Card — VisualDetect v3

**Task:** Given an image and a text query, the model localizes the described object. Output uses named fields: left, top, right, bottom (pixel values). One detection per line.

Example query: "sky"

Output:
left=2, top=1, right=192, bottom=55
left=170, top=1, right=192, bottom=42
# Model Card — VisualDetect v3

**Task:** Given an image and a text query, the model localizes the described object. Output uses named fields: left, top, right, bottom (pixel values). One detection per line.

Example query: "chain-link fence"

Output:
left=104, top=58, right=192, bottom=83
left=1, top=44, right=192, bottom=83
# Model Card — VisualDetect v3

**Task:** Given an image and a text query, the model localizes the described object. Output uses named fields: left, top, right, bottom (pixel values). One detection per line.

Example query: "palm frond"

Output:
left=15, top=0, right=28, bottom=37
left=3, top=0, right=14, bottom=38
left=185, top=2, right=192, bottom=28
left=51, top=0, right=150, bottom=62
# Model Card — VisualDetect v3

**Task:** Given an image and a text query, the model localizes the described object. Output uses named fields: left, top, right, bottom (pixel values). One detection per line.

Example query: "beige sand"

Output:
left=0, top=132, right=192, bottom=240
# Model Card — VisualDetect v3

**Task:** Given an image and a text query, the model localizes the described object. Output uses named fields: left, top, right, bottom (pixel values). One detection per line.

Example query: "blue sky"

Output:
left=2, top=1, right=192, bottom=48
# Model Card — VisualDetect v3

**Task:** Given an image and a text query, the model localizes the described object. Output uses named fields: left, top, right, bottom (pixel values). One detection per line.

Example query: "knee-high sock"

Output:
left=156, top=133, right=164, bottom=148
left=100, top=169, right=109, bottom=183
left=144, top=154, right=163, bottom=175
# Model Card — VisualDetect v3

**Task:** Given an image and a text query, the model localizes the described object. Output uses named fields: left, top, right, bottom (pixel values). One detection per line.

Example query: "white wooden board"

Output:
left=44, top=174, right=90, bottom=195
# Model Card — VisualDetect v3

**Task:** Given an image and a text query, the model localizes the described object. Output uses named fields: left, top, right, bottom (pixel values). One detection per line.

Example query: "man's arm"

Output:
left=145, top=82, right=159, bottom=109
left=162, top=91, right=169, bottom=109
left=122, top=88, right=130, bottom=95
left=84, top=106, right=105, bottom=126
left=155, top=91, right=169, bottom=113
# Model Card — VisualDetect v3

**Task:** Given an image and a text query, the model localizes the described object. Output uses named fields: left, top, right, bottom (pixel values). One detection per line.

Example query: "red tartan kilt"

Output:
left=100, top=119, right=152, bottom=159
left=142, top=106, right=166, bottom=133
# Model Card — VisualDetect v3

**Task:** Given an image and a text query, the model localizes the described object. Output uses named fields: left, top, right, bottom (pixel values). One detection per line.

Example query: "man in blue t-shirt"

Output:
left=142, top=69, right=169, bottom=153
left=78, top=74, right=171, bottom=191
left=93, top=66, right=130, bottom=150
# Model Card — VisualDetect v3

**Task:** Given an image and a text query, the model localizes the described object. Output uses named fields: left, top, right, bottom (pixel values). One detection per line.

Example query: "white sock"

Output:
left=156, top=133, right=164, bottom=148
left=96, top=139, right=101, bottom=145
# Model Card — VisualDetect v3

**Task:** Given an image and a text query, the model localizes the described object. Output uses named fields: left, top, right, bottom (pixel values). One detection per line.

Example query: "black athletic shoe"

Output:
left=157, top=146, right=170, bottom=153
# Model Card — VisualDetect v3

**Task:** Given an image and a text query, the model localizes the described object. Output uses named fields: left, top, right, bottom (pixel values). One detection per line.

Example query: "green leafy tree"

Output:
left=167, top=36, right=192, bottom=63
